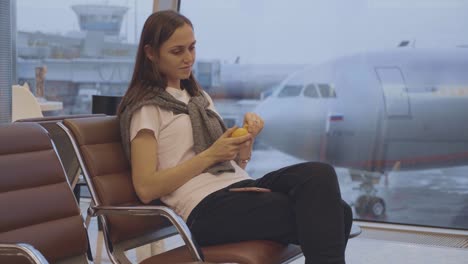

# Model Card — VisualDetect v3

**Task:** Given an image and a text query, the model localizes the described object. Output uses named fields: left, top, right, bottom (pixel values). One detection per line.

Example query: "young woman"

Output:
left=117, top=10, right=352, bottom=264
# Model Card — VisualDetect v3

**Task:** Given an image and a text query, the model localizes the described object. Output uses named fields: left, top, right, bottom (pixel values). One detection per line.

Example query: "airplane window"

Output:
left=318, top=84, right=337, bottom=98
left=304, top=84, right=319, bottom=98
left=278, top=85, right=303, bottom=97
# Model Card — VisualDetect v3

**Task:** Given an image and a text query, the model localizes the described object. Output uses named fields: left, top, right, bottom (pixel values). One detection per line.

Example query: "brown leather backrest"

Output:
left=63, top=116, right=170, bottom=244
left=15, top=114, right=106, bottom=185
left=0, top=123, right=89, bottom=262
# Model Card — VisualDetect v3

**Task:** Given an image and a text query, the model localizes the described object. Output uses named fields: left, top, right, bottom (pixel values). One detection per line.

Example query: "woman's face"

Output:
left=157, top=23, right=196, bottom=88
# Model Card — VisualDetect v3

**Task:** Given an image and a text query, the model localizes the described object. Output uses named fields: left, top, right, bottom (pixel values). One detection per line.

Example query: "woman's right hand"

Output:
left=203, top=126, right=252, bottom=163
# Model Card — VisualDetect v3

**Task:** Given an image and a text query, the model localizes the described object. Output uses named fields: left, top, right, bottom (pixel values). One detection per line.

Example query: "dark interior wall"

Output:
left=0, top=0, right=15, bottom=123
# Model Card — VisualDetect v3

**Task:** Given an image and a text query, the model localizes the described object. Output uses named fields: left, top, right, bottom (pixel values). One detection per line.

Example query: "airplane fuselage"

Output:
left=255, top=48, right=468, bottom=172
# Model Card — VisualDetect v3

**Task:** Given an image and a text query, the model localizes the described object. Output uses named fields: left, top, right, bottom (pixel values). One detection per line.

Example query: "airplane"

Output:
left=208, top=63, right=304, bottom=99
left=253, top=46, right=468, bottom=218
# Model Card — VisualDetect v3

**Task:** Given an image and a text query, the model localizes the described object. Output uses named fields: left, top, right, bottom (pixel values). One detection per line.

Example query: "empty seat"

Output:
left=0, top=123, right=89, bottom=263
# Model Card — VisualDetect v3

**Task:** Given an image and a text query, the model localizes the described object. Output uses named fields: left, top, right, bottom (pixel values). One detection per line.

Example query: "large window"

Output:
left=14, top=0, right=153, bottom=119
left=181, top=0, right=468, bottom=229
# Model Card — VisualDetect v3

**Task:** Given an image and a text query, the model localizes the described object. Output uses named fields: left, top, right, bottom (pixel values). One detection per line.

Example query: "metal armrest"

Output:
left=90, top=205, right=204, bottom=261
left=0, top=243, right=49, bottom=264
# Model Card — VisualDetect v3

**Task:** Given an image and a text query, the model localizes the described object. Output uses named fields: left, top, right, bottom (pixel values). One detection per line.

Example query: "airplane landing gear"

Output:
left=355, top=195, right=386, bottom=218
left=350, top=169, right=387, bottom=218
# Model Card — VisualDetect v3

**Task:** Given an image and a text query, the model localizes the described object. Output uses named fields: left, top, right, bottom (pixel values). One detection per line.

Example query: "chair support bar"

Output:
left=0, top=243, right=49, bottom=264
left=92, top=205, right=204, bottom=261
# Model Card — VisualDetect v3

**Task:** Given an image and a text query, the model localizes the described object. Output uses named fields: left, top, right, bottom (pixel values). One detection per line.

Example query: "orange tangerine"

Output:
left=231, top=125, right=249, bottom=137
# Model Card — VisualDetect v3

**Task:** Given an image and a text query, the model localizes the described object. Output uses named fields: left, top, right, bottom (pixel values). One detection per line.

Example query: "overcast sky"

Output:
left=17, top=0, right=468, bottom=64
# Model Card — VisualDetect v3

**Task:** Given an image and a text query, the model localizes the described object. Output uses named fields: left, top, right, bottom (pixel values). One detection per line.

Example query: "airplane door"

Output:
left=375, top=67, right=411, bottom=117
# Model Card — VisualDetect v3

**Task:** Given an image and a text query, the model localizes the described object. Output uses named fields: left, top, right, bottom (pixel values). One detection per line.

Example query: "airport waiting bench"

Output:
left=60, top=115, right=305, bottom=264
left=0, top=122, right=214, bottom=264
left=0, top=119, right=360, bottom=263
left=59, top=115, right=361, bottom=264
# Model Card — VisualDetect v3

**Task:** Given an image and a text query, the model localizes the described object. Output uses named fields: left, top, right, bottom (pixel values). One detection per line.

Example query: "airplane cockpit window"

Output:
left=277, top=84, right=303, bottom=97
left=318, top=84, right=337, bottom=98
left=304, top=84, right=319, bottom=98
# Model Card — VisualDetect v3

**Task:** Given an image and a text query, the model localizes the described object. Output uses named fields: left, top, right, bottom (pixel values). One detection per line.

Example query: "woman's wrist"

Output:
left=238, top=138, right=253, bottom=159
left=199, top=149, right=218, bottom=166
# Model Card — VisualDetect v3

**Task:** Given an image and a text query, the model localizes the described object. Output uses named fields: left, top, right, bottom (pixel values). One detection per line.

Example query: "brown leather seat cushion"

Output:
left=140, top=240, right=302, bottom=264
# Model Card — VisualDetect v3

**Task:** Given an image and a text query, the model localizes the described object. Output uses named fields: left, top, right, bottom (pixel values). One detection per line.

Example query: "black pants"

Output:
left=187, top=162, right=353, bottom=264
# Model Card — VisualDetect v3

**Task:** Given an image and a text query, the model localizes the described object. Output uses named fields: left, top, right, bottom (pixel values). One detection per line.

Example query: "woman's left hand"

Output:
left=243, top=112, right=264, bottom=138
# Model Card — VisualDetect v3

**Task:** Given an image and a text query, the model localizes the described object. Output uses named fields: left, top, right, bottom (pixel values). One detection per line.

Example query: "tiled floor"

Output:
left=80, top=198, right=468, bottom=264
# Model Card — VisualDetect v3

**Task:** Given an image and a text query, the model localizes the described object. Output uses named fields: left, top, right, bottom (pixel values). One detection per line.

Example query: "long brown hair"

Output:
left=117, top=10, right=201, bottom=115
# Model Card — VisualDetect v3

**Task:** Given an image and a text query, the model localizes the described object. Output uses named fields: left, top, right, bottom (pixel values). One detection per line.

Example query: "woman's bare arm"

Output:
left=131, top=127, right=251, bottom=203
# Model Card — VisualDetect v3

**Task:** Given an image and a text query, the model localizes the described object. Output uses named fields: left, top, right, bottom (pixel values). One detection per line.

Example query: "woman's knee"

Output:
left=301, top=162, right=340, bottom=190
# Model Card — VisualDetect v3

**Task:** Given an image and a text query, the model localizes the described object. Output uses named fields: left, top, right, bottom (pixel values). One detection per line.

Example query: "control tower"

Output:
left=71, top=5, right=129, bottom=36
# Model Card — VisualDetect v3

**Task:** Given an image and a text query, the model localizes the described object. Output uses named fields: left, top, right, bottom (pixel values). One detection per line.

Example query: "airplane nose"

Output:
left=254, top=98, right=326, bottom=161
left=254, top=98, right=283, bottom=145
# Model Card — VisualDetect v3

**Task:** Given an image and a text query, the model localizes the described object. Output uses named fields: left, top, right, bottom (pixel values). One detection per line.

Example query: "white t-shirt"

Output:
left=130, top=87, right=252, bottom=221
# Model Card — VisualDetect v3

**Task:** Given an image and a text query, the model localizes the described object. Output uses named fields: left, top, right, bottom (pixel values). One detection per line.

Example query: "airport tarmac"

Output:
left=248, top=147, right=468, bottom=230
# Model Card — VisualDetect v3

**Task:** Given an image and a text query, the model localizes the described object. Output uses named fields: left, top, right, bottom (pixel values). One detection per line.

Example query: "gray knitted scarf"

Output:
left=119, top=87, right=235, bottom=175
